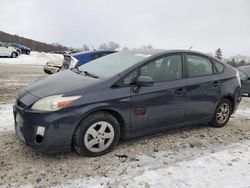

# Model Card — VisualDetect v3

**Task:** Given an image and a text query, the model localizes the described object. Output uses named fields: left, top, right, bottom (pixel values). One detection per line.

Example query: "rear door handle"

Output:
left=175, top=88, right=186, bottom=96
left=213, top=81, right=221, bottom=87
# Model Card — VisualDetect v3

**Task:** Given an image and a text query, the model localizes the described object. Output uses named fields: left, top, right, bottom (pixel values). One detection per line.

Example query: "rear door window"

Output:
left=187, top=55, right=214, bottom=77
left=213, top=60, right=224, bottom=73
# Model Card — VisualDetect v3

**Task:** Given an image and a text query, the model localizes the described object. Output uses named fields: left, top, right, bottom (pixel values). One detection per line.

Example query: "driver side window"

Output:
left=140, top=54, right=182, bottom=82
left=120, top=54, right=183, bottom=86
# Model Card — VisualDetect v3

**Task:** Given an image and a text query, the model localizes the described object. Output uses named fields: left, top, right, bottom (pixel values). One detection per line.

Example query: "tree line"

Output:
left=215, top=48, right=250, bottom=67
left=1, top=31, right=249, bottom=67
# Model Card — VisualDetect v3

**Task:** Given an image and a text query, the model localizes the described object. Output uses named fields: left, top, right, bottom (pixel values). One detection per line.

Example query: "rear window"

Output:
left=187, top=55, right=214, bottom=77
left=213, top=60, right=224, bottom=73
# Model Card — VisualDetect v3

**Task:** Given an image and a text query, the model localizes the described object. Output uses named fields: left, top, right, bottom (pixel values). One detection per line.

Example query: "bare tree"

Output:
left=98, top=41, right=120, bottom=50
left=81, top=44, right=90, bottom=51
left=140, top=44, right=154, bottom=49
left=122, top=46, right=129, bottom=50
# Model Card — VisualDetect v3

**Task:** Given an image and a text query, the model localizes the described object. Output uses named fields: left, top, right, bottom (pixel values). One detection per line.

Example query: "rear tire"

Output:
left=210, top=98, right=232, bottom=128
left=73, top=112, right=120, bottom=157
left=11, top=52, right=17, bottom=58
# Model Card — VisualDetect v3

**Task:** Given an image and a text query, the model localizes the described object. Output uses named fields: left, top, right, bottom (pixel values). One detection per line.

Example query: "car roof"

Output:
left=122, top=49, right=217, bottom=59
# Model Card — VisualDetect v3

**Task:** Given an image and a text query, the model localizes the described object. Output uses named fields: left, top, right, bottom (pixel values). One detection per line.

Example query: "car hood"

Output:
left=25, top=70, right=100, bottom=98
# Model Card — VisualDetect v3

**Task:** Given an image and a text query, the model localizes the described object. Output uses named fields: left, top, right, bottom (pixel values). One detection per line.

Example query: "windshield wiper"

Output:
left=82, top=71, right=99, bottom=78
left=70, top=66, right=81, bottom=74
left=71, top=67, right=99, bottom=78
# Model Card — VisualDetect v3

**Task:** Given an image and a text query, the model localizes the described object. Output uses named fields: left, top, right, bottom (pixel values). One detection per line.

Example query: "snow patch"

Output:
left=0, top=104, right=14, bottom=132
left=232, top=108, right=250, bottom=119
left=0, top=52, right=63, bottom=65
left=56, top=141, right=250, bottom=188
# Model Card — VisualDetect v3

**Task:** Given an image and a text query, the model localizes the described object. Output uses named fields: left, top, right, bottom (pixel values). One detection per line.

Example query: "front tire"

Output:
left=73, top=112, right=120, bottom=157
left=210, top=98, right=232, bottom=128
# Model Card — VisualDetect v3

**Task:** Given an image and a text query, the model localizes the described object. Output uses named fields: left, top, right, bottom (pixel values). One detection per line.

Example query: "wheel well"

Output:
left=76, top=109, right=126, bottom=138
left=223, top=96, right=234, bottom=111
left=99, top=109, right=125, bottom=137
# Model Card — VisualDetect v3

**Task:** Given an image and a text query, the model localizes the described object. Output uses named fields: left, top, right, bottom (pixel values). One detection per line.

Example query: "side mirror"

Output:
left=136, top=76, right=154, bottom=87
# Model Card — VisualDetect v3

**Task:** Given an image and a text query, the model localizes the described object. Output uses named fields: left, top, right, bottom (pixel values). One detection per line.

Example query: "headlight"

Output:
left=31, top=95, right=81, bottom=111
left=69, top=57, right=79, bottom=69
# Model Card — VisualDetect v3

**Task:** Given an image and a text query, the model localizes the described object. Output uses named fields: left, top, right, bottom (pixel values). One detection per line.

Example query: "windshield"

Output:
left=77, top=51, right=151, bottom=78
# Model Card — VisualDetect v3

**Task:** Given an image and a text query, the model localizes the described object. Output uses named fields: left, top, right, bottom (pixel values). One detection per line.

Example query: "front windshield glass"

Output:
left=77, top=51, right=151, bottom=78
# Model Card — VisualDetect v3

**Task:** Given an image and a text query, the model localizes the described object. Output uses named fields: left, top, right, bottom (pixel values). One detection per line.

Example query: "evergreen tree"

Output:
left=215, top=48, right=223, bottom=60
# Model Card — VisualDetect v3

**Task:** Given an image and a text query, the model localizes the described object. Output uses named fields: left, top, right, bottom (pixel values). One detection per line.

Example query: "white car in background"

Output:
left=0, top=42, right=18, bottom=58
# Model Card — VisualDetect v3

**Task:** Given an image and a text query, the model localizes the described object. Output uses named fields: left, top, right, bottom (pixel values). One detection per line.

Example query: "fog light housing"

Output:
left=36, top=126, right=45, bottom=136
left=36, top=126, right=45, bottom=143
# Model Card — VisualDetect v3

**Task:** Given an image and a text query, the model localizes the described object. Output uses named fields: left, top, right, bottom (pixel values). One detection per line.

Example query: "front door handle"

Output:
left=175, top=88, right=186, bottom=96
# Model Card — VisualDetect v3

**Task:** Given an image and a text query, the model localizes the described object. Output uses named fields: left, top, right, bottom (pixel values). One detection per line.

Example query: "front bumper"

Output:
left=13, top=103, right=79, bottom=153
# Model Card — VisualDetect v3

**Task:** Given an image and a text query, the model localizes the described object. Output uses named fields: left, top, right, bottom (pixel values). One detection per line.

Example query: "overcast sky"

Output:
left=0, top=0, right=249, bottom=57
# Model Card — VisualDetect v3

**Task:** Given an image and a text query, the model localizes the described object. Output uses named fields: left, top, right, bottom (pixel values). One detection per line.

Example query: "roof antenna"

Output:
left=188, top=46, right=193, bottom=51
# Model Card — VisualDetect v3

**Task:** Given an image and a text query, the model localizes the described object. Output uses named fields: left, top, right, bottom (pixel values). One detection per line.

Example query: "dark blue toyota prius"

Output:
left=13, top=50, right=242, bottom=156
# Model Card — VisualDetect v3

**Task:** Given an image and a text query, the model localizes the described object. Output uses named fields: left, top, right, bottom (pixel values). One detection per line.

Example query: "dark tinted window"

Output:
left=187, top=55, right=213, bottom=77
left=140, top=54, right=182, bottom=82
left=213, top=60, right=224, bottom=73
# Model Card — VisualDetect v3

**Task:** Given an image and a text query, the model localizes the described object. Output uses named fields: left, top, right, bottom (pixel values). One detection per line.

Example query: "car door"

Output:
left=129, top=54, right=187, bottom=132
left=2, top=44, right=10, bottom=56
left=185, top=53, right=222, bottom=122
left=0, top=43, right=6, bottom=56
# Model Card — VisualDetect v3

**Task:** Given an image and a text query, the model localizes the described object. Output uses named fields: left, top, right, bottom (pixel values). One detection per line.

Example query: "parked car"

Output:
left=9, top=43, right=30, bottom=55
left=237, top=65, right=250, bottom=96
left=13, top=50, right=242, bottom=157
left=0, top=42, right=18, bottom=58
left=44, top=51, right=76, bottom=74
left=60, top=50, right=116, bottom=71
left=43, top=59, right=63, bottom=74
left=44, top=51, right=116, bottom=74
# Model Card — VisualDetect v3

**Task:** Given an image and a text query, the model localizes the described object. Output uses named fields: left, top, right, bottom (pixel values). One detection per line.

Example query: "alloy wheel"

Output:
left=216, top=103, right=230, bottom=124
left=84, top=121, right=115, bottom=153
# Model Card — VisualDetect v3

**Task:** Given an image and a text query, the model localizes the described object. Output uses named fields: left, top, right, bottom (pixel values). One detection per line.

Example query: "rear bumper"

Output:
left=43, top=65, right=60, bottom=74
left=232, top=90, right=242, bottom=114
left=13, top=104, right=79, bottom=153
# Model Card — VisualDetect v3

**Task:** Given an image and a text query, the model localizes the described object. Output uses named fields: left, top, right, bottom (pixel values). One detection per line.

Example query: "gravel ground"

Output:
left=0, top=63, right=250, bottom=187
left=0, top=63, right=45, bottom=103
